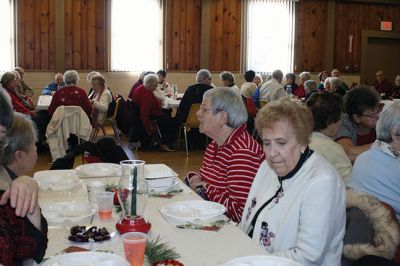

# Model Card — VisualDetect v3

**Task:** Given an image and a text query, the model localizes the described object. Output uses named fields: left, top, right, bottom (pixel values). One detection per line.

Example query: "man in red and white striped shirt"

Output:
left=186, top=87, right=265, bottom=223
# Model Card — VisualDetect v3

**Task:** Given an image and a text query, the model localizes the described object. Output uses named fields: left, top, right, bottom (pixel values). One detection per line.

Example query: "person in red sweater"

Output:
left=373, top=70, right=392, bottom=99
left=48, top=70, right=93, bottom=120
left=1, top=72, right=34, bottom=117
left=185, top=87, right=265, bottom=223
left=294, top=71, right=310, bottom=98
left=131, top=74, right=179, bottom=152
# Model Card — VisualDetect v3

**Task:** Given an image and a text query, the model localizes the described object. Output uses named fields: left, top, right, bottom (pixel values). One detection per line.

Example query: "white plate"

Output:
left=160, top=200, right=226, bottom=223
left=222, top=255, right=304, bottom=266
left=148, top=178, right=180, bottom=193
left=75, top=163, right=121, bottom=177
left=144, top=164, right=178, bottom=179
left=42, top=251, right=129, bottom=266
left=41, top=202, right=96, bottom=225
left=33, top=170, right=82, bottom=191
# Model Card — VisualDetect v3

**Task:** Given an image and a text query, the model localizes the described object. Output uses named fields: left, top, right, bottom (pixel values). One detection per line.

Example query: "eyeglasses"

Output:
left=360, top=109, right=380, bottom=119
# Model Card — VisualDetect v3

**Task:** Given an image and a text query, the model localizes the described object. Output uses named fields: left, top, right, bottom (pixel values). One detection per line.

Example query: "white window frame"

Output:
left=0, top=0, right=15, bottom=72
left=110, top=0, right=163, bottom=72
left=242, top=0, right=297, bottom=75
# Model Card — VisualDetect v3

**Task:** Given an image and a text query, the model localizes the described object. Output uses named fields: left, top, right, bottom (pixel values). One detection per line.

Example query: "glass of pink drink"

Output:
left=96, top=191, right=114, bottom=220
left=121, top=232, right=147, bottom=266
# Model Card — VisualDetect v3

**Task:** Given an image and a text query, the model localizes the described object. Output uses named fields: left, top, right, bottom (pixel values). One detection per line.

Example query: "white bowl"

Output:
left=146, top=176, right=176, bottom=188
left=41, top=202, right=96, bottom=225
left=222, top=255, right=304, bottom=266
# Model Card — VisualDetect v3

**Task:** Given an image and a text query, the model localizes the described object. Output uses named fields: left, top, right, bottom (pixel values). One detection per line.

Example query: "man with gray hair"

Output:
left=42, top=73, right=65, bottom=95
left=259, top=69, right=287, bottom=101
left=179, top=69, right=213, bottom=123
left=178, top=69, right=213, bottom=149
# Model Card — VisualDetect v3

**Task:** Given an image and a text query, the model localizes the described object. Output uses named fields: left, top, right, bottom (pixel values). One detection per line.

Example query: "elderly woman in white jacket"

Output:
left=239, top=98, right=346, bottom=266
left=89, top=74, right=112, bottom=126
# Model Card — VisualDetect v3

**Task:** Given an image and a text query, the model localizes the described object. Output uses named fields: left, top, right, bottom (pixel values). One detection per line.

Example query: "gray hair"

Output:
left=64, top=70, right=80, bottom=84
left=272, top=70, right=283, bottom=82
left=376, top=102, right=400, bottom=143
left=0, top=72, right=16, bottom=87
left=324, top=77, right=332, bottom=87
left=203, top=87, right=247, bottom=129
left=1, top=113, right=37, bottom=165
left=330, top=77, right=343, bottom=88
left=304, top=80, right=318, bottom=94
left=144, top=73, right=159, bottom=87
left=220, top=71, right=235, bottom=85
left=196, top=69, right=212, bottom=83
left=299, top=71, right=311, bottom=81
left=87, top=71, right=100, bottom=83
left=55, top=73, right=63, bottom=80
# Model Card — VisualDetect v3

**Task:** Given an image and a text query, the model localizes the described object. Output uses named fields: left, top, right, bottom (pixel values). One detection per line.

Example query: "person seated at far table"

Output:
left=283, top=72, right=298, bottom=95
left=373, top=70, right=392, bottom=99
left=0, top=113, right=48, bottom=265
left=330, top=77, right=346, bottom=97
left=303, top=80, right=319, bottom=101
left=220, top=71, right=239, bottom=90
left=14, top=67, right=33, bottom=97
left=157, top=70, right=172, bottom=94
left=293, top=71, right=310, bottom=98
left=185, top=87, right=265, bottom=223
left=86, top=71, right=101, bottom=99
left=306, top=92, right=352, bottom=183
left=239, top=98, right=346, bottom=266
left=240, top=70, right=257, bottom=98
left=88, top=74, right=112, bottom=127
left=42, top=73, right=65, bottom=95
left=390, top=74, right=400, bottom=99
left=348, top=101, right=400, bottom=222
left=334, top=86, right=380, bottom=162
left=131, top=74, right=179, bottom=152
left=13, top=70, right=35, bottom=111
left=318, top=70, right=329, bottom=91
left=48, top=70, right=93, bottom=119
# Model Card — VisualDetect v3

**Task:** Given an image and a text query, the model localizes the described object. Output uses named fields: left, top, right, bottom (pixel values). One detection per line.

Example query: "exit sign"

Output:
left=380, top=21, right=392, bottom=31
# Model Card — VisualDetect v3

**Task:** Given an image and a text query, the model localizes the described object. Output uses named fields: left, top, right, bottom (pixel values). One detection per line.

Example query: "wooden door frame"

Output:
left=361, top=30, right=400, bottom=84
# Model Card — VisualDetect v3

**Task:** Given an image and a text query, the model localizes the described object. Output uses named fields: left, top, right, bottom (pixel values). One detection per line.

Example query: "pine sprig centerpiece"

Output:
left=145, top=236, right=181, bottom=265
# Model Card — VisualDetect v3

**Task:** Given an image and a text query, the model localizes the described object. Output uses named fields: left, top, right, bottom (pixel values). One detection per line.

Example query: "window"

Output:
left=110, top=0, right=163, bottom=71
left=0, top=0, right=14, bottom=72
left=244, top=0, right=296, bottom=75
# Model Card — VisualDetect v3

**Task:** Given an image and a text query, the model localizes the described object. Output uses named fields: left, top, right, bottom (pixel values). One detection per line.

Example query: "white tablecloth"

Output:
left=37, top=164, right=266, bottom=265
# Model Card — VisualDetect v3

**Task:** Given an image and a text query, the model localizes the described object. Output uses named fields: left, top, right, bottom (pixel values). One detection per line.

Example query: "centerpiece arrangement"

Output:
left=116, top=160, right=151, bottom=234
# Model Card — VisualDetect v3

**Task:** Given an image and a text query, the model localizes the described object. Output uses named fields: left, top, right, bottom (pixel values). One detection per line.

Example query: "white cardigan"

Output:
left=46, top=106, right=92, bottom=161
left=239, top=153, right=346, bottom=266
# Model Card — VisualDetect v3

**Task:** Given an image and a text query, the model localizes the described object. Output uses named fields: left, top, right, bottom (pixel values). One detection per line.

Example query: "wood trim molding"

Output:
left=339, top=0, right=400, bottom=4
left=360, top=30, right=400, bottom=84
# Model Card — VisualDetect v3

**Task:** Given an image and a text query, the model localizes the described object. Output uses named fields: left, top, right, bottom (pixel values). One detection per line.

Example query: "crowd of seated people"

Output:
left=1, top=66, right=399, bottom=266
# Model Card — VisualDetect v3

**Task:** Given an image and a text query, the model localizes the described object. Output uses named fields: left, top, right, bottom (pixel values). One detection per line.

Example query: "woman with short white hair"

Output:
left=348, top=101, right=400, bottom=221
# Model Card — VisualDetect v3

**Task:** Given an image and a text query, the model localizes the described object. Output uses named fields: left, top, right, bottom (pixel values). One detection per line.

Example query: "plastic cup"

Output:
left=86, top=180, right=106, bottom=204
left=96, top=191, right=114, bottom=220
left=121, top=232, right=147, bottom=266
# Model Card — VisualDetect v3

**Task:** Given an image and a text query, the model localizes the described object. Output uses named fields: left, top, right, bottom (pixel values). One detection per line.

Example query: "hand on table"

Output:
left=0, top=176, right=38, bottom=217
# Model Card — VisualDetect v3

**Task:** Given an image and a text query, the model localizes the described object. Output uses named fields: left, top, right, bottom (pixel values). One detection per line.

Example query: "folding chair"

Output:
left=177, top=103, right=201, bottom=156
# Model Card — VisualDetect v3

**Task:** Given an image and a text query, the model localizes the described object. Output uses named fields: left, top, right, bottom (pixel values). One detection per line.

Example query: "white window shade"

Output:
left=245, top=0, right=296, bottom=75
left=110, top=0, right=163, bottom=71
left=0, top=0, right=14, bottom=72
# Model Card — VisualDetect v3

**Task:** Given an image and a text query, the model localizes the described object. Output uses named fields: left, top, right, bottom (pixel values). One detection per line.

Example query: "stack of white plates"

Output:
left=222, top=255, right=304, bottom=266
left=33, top=170, right=83, bottom=191
left=41, top=202, right=96, bottom=225
left=75, top=163, right=121, bottom=177
left=42, top=251, right=129, bottom=266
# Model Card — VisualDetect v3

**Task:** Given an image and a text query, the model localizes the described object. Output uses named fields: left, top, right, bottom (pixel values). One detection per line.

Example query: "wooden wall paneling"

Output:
left=72, top=0, right=82, bottom=69
left=192, top=1, right=201, bottom=70
left=24, top=0, right=34, bottom=69
left=186, top=1, right=194, bottom=70
left=65, top=0, right=73, bottom=68
left=49, top=0, right=56, bottom=69
left=209, top=0, right=240, bottom=71
left=81, top=0, right=88, bottom=69
left=179, top=1, right=187, bottom=70
left=40, top=0, right=50, bottom=70
left=334, top=1, right=400, bottom=73
left=94, top=0, right=105, bottom=70
left=17, top=0, right=26, bottom=68
left=295, top=0, right=327, bottom=72
left=172, top=1, right=181, bottom=69
left=165, top=0, right=173, bottom=70
left=33, top=0, right=41, bottom=69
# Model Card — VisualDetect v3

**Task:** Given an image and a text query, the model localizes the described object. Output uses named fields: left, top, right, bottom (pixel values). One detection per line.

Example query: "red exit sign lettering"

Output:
left=380, top=21, right=392, bottom=31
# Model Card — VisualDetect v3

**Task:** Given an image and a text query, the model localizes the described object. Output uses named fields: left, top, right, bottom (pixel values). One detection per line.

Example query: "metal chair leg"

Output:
left=184, top=126, right=189, bottom=156
left=111, top=120, right=121, bottom=145
left=177, top=125, right=182, bottom=151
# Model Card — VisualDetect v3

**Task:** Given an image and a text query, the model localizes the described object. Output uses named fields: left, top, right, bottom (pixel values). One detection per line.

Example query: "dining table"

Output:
left=35, top=163, right=266, bottom=265
left=36, top=95, right=53, bottom=110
